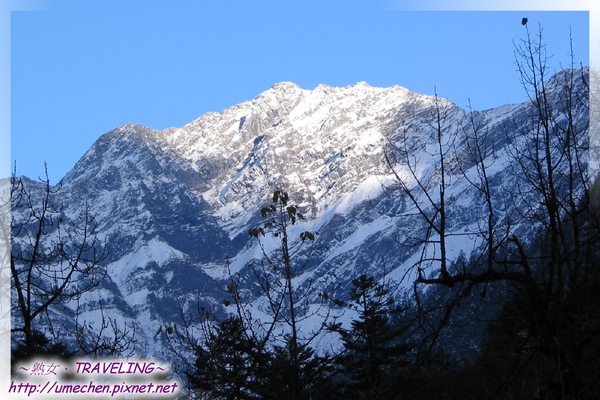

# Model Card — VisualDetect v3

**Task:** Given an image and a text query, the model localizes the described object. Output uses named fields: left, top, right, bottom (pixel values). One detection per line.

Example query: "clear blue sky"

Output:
left=9, top=1, right=590, bottom=183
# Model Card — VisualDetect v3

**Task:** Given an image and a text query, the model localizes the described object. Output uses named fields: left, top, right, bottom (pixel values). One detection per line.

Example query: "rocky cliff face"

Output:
left=11, top=70, right=589, bottom=360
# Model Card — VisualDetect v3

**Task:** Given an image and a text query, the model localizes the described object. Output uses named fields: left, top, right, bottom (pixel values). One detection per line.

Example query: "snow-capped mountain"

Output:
left=10, top=69, right=589, bottom=362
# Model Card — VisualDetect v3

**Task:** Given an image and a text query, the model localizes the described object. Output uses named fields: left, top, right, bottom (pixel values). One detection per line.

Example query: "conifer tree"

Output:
left=329, top=275, right=412, bottom=399
left=188, top=316, right=263, bottom=400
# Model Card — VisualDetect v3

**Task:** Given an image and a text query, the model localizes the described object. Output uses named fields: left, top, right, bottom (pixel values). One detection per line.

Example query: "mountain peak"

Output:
left=353, top=80, right=371, bottom=87
left=271, top=81, right=302, bottom=91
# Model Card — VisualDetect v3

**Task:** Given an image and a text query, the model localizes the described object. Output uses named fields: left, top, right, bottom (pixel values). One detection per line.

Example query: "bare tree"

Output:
left=10, top=166, right=108, bottom=357
left=244, top=189, right=331, bottom=399
left=385, top=23, right=596, bottom=398
left=168, top=189, right=336, bottom=399
left=386, top=21, right=589, bottom=308
left=73, top=297, right=137, bottom=358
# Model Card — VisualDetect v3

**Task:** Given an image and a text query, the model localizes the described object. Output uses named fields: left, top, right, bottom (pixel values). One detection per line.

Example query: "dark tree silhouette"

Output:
left=188, top=316, right=263, bottom=400
left=169, top=190, right=335, bottom=399
left=329, top=275, right=412, bottom=399
left=10, top=167, right=108, bottom=360
left=385, top=22, right=595, bottom=399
